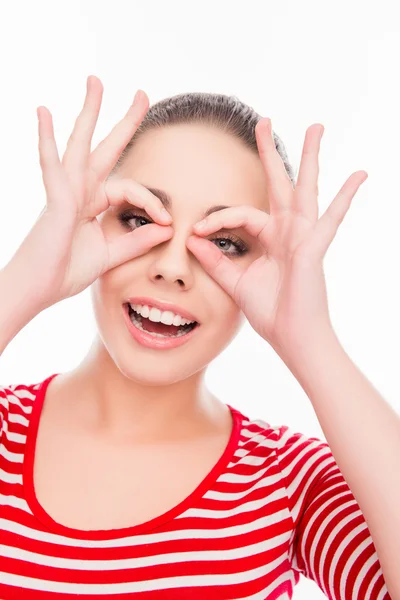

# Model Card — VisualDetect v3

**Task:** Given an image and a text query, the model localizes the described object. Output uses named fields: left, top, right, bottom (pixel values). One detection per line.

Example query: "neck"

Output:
left=53, top=336, right=231, bottom=444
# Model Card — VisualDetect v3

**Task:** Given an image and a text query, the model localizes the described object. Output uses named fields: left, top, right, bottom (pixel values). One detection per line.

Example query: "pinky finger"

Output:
left=104, top=223, right=173, bottom=271
left=305, top=170, right=368, bottom=260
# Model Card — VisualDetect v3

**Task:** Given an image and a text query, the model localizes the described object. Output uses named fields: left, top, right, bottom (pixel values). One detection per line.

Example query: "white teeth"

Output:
left=140, top=305, right=150, bottom=318
left=129, top=303, right=196, bottom=326
left=129, top=310, right=192, bottom=338
left=149, top=307, right=161, bottom=322
left=173, top=314, right=183, bottom=326
left=160, top=311, right=174, bottom=325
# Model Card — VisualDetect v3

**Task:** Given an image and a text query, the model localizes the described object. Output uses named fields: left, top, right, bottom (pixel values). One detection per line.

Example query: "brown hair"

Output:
left=111, top=92, right=296, bottom=186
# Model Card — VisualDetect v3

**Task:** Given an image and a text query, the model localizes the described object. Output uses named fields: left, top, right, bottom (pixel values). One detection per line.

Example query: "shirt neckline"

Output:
left=23, top=372, right=243, bottom=540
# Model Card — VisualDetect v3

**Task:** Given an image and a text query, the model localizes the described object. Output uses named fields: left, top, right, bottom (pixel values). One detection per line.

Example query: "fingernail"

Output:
left=133, top=89, right=143, bottom=105
left=194, top=219, right=207, bottom=230
left=160, top=208, right=171, bottom=220
left=264, top=118, right=271, bottom=133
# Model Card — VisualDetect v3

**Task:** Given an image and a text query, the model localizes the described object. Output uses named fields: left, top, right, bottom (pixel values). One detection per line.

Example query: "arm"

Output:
left=281, top=330, right=400, bottom=599
left=0, top=267, right=43, bottom=356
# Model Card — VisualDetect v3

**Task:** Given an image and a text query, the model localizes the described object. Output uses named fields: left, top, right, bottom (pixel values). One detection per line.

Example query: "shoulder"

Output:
left=239, top=410, right=329, bottom=462
left=235, top=408, right=321, bottom=454
left=234, top=408, right=331, bottom=489
left=0, top=375, right=55, bottom=441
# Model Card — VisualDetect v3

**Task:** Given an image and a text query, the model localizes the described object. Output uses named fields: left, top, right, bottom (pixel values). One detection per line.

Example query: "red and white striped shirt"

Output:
left=0, top=373, right=390, bottom=599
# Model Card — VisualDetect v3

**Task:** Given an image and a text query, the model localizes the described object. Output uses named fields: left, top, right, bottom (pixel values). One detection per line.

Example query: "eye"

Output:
left=118, top=210, right=152, bottom=231
left=209, top=233, right=248, bottom=257
left=118, top=211, right=248, bottom=257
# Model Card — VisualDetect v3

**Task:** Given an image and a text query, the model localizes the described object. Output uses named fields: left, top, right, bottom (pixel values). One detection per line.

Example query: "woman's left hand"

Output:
left=186, top=119, right=368, bottom=356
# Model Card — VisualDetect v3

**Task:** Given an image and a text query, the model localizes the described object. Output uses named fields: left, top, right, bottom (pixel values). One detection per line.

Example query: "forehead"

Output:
left=118, top=124, right=269, bottom=212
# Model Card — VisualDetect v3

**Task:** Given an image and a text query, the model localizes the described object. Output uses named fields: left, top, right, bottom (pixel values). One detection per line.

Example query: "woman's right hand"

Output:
left=3, top=76, right=173, bottom=313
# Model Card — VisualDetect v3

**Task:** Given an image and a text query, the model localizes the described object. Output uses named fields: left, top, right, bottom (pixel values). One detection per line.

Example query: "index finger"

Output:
left=62, top=75, right=104, bottom=175
left=255, top=118, right=294, bottom=214
left=193, top=205, right=270, bottom=250
left=102, top=178, right=172, bottom=224
left=89, top=90, right=149, bottom=183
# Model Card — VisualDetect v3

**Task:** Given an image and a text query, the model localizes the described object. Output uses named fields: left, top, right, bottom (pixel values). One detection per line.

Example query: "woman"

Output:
left=0, top=76, right=396, bottom=598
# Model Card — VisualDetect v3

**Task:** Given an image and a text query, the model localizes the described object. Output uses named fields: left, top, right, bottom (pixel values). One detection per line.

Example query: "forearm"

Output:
left=282, top=331, right=400, bottom=599
left=0, top=267, right=42, bottom=355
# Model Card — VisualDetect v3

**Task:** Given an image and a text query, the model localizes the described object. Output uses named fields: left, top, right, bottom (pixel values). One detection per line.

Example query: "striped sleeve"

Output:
left=274, top=425, right=391, bottom=599
left=0, top=385, right=8, bottom=439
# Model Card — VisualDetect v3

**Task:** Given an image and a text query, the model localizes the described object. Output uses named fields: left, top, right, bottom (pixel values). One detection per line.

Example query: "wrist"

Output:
left=272, top=323, right=341, bottom=370
left=0, top=266, right=43, bottom=354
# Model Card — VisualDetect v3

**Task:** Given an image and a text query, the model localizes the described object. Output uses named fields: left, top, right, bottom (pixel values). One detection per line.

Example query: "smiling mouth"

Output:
left=126, top=304, right=199, bottom=338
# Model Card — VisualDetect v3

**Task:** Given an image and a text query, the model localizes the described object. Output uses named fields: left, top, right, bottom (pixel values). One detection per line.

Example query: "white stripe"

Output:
left=0, top=440, right=24, bottom=462
left=204, top=471, right=281, bottom=501
left=8, top=412, right=30, bottom=427
left=3, top=392, right=33, bottom=414
left=0, top=494, right=31, bottom=512
left=233, top=447, right=253, bottom=457
left=0, top=468, right=22, bottom=484
left=231, top=453, right=272, bottom=467
left=0, top=513, right=291, bottom=549
left=182, top=488, right=285, bottom=519
left=10, top=387, right=36, bottom=401
left=241, top=418, right=273, bottom=429
left=0, top=531, right=289, bottom=571
left=1, top=426, right=27, bottom=444
left=231, top=434, right=289, bottom=462
left=0, top=553, right=288, bottom=594
left=218, top=464, right=273, bottom=484
left=239, top=431, right=278, bottom=447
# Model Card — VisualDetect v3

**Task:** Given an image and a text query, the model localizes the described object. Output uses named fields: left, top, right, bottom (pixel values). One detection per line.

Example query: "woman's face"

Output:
left=91, top=124, right=269, bottom=385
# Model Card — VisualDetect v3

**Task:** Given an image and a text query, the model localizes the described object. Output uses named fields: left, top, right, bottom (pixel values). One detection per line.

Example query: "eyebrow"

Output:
left=145, top=186, right=231, bottom=219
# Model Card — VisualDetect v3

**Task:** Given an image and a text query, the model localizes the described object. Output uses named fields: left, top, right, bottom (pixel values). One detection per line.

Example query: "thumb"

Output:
left=105, top=224, right=173, bottom=271
left=186, top=235, right=243, bottom=299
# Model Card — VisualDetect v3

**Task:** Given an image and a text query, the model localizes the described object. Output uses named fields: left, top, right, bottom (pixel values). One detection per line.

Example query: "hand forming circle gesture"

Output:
left=4, top=76, right=173, bottom=312
left=186, top=119, right=368, bottom=354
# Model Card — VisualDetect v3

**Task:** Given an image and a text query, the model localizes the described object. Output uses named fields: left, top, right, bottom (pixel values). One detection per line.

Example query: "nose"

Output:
left=148, top=234, right=195, bottom=290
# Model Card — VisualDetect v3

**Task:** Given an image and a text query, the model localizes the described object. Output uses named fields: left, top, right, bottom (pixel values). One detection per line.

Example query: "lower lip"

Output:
left=122, top=304, right=200, bottom=350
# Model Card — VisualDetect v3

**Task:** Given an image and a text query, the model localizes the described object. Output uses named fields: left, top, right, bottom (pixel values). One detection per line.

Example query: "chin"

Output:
left=109, top=346, right=203, bottom=387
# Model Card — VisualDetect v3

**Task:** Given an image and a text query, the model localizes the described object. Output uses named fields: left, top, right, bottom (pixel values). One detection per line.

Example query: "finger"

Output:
left=102, top=178, right=172, bottom=224
left=186, top=235, right=244, bottom=299
left=105, top=223, right=173, bottom=271
left=105, top=224, right=173, bottom=272
left=294, top=124, right=324, bottom=223
left=89, top=89, right=149, bottom=183
left=255, top=118, right=294, bottom=214
left=37, top=106, right=70, bottom=210
left=62, top=75, right=103, bottom=174
left=193, top=205, right=270, bottom=251
left=304, top=171, right=368, bottom=260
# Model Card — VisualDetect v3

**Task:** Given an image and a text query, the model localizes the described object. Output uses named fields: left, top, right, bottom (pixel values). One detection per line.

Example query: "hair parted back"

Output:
left=111, top=92, right=296, bottom=187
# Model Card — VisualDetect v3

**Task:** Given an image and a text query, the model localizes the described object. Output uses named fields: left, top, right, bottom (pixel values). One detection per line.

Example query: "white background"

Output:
left=0, top=1, right=399, bottom=597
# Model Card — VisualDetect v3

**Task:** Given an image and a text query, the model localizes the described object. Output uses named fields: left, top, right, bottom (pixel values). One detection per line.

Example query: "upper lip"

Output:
left=126, top=297, right=199, bottom=323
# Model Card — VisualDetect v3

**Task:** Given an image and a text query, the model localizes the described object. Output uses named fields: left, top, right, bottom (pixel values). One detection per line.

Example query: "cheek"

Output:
left=91, top=271, right=120, bottom=304
left=93, top=257, right=141, bottom=302
left=212, top=292, right=243, bottom=339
